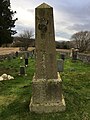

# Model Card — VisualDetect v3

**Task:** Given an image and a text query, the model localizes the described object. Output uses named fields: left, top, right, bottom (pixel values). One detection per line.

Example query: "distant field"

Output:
left=0, top=47, right=35, bottom=55
left=0, top=47, right=70, bottom=55
left=0, top=48, right=19, bottom=55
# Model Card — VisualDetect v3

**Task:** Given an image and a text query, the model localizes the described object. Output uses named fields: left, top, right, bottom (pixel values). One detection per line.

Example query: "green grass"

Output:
left=0, top=56, right=90, bottom=120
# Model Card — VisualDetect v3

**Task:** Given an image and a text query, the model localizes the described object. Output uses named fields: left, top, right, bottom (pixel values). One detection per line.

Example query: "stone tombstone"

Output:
left=75, top=49, right=79, bottom=60
left=29, top=3, right=66, bottom=113
left=25, top=58, right=28, bottom=66
left=57, top=59, right=64, bottom=72
left=24, top=52, right=28, bottom=59
left=71, top=48, right=78, bottom=60
left=35, top=3, right=57, bottom=79
left=7, top=55, right=12, bottom=61
left=27, top=52, right=30, bottom=58
left=32, top=49, right=35, bottom=55
left=19, top=66, right=25, bottom=75
left=15, top=51, right=18, bottom=57
left=29, top=51, right=33, bottom=58
left=60, top=53, right=65, bottom=61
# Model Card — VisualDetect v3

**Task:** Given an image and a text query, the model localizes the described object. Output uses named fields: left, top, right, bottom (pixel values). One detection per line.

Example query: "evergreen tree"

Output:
left=0, top=0, right=17, bottom=46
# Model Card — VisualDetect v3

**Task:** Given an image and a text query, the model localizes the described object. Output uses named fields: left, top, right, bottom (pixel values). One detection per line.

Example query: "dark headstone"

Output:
left=15, top=51, right=18, bottom=57
left=25, top=58, right=28, bottom=66
left=24, top=52, right=29, bottom=59
left=61, top=54, right=65, bottom=60
left=20, top=66, right=25, bottom=75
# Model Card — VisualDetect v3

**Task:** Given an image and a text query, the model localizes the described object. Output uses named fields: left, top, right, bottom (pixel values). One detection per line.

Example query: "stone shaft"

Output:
left=35, top=3, right=58, bottom=79
left=30, top=3, right=66, bottom=113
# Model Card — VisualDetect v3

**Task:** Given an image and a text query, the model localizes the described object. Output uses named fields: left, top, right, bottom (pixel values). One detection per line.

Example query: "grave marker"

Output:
left=57, top=59, right=64, bottom=72
left=29, top=3, right=66, bottom=113
left=19, top=66, right=25, bottom=75
left=25, top=58, right=28, bottom=66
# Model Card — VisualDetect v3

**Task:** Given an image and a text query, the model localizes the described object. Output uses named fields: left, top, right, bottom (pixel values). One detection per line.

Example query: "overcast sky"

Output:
left=10, top=0, right=90, bottom=41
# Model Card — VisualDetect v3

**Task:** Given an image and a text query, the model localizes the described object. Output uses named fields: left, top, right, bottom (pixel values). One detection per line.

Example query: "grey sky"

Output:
left=11, top=0, right=90, bottom=41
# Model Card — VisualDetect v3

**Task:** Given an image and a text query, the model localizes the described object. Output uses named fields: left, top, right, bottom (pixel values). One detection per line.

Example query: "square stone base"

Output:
left=29, top=72, right=66, bottom=113
left=29, top=95, right=65, bottom=113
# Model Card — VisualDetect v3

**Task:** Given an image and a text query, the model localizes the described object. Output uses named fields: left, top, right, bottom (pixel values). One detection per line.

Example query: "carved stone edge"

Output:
left=33, top=72, right=62, bottom=82
left=29, top=94, right=66, bottom=113
left=29, top=72, right=66, bottom=113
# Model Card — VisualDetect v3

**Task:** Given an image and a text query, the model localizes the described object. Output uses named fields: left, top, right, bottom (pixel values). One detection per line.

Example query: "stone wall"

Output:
left=77, top=53, right=90, bottom=63
left=56, top=50, right=70, bottom=58
left=56, top=49, right=90, bottom=63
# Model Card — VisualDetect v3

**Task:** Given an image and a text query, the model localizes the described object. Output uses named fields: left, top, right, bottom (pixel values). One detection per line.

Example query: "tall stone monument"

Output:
left=29, top=3, right=66, bottom=113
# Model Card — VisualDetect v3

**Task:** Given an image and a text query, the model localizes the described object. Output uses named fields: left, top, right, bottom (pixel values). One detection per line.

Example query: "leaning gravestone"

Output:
left=29, top=3, right=66, bottom=113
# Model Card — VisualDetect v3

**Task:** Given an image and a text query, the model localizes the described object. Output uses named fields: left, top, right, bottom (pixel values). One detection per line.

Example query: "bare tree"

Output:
left=71, top=31, right=90, bottom=52
left=19, top=29, right=34, bottom=50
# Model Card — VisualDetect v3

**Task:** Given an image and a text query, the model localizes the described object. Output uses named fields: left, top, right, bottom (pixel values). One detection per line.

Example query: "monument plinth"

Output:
left=29, top=3, right=66, bottom=113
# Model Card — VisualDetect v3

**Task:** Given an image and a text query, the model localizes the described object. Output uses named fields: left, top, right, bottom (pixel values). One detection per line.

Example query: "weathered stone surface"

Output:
left=35, top=3, right=57, bottom=80
left=19, top=66, right=25, bottom=75
left=57, top=59, right=64, bottom=72
left=25, top=58, right=28, bottom=66
left=60, top=53, right=65, bottom=60
left=32, top=73, right=62, bottom=104
left=15, top=51, right=18, bottom=57
left=30, top=95, right=65, bottom=113
left=30, top=73, right=66, bottom=113
left=71, top=48, right=78, bottom=60
left=30, top=3, right=66, bottom=113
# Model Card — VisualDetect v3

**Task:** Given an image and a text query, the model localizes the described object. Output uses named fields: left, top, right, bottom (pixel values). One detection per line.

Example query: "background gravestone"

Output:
left=29, top=3, right=66, bottom=113
left=60, top=53, right=65, bottom=61
left=71, top=48, right=78, bottom=60
left=29, top=51, right=33, bottom=58
left=25, top=58, right=28, bottom=66
left=57, top=59, right=64, bottom=72
left=19, top=66, right=25, bottom=75
left=15, top=51, right=18, bottom=57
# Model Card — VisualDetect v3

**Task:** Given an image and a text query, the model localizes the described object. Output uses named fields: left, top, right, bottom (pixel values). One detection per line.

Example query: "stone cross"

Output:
left=30, top=3, right=66, bottom=113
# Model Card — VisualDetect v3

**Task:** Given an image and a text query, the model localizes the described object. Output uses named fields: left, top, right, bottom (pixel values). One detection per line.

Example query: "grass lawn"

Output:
left=0, top=56, right=90, bottom=120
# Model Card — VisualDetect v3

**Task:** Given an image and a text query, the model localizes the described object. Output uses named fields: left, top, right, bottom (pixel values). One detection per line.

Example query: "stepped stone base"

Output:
left=30, top=95, right=65, bottom=113
left=29, top=72, right=66, bottom=113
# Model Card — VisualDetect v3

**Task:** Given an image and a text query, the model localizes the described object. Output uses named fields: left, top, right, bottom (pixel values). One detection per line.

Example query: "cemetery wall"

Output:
left=56, top=50, right=70, bottom=58
left=0, top=49, right=90, bottom=63
left=77, top=53, right=90, bottom=63
left=57, top=49, right=90, bottom=63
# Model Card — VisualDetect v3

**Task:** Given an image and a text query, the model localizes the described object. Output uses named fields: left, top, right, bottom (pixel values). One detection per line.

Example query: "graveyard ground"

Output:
left=0, top=56, right=90, bottom=120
